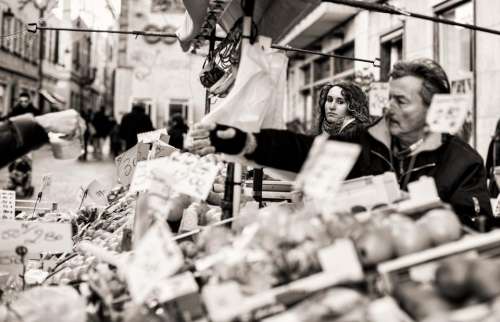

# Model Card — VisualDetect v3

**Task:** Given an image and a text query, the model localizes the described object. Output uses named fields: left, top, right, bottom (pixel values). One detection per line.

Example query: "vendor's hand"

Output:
left=35, top=109, right=86, bottom=137
left=186, top=122, right=248, bottom=156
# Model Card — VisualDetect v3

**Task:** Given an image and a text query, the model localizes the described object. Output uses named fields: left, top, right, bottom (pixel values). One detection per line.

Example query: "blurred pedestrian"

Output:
left=486, top=119, right=500, bottom=197
left=119, top=102, right=154, bottom=150
left=109, top=117, right=123, bottom=157
left=167, top=113, right=189, bottom=149
left=79, top=107, right=95, bottom=161
left=3, top=92, right=41, bottom=198
left=91, top=106, right=112, bottom=159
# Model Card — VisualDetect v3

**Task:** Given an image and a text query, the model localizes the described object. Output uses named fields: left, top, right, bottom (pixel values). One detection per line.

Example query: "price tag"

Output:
left=0, top=220, right=73, bottom=254
left=154, top=143, right=178, bottom=158
left=148, top=271, right=199, bottom=303
left=494, top=197, right=500, bottom=218
left=427, top=94, right=469, bottom=134
left=137, top=128, right=168, bottom=144
left=86, top=180, right=108, bottom=206
left=295, top=135, right=360, bottom=210
left=115, top=143, right=150, bottom=185
left=40, top=174, right=52, bottom=201
left=0, top=252, right=23, bottom=276
left=0, top=190, right=15, bottom=220
left=317, top=239, right=364, bottom=282
left=126, top=221, right=184, bottom=303
left=369, top=82, right=390, bottom=116
left=129, top=161, right=152, bottom=194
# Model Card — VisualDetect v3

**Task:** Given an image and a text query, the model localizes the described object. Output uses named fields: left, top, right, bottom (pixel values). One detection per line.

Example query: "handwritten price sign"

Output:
left=427, top=94, right=469, bottom=135
left=0, top=190, right=15, bottom=220
left=369, top=82, right=390, bottom=117
left=0, top=220, right=73, bottom=254
left=295, top=135, right=360, bottom=212
left=137, top=129, right=168, bottom=144
left=115, top=143, right=150, bottom=185
left=166, top=158, right=219, bottom=200
left=127, top=221, right=183, bottom=303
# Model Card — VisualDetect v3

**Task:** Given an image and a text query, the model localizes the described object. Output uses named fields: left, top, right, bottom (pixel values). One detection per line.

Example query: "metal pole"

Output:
left=205, top=29, right=216, bottom=115
left=322, top=0, right=500, bottom=36
left=37, top=8, right=45, bottom=112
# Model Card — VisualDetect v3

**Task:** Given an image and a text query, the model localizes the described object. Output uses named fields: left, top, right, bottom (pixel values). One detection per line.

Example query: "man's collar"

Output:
left=367, top=117, right=443, bottom=156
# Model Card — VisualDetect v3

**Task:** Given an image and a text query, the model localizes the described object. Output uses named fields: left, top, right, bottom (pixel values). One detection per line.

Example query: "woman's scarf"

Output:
left=322, top=117, right=354, bottom=136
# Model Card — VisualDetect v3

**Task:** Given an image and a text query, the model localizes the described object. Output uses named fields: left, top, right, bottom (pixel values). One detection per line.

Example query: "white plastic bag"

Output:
left=203, top=41, right=288, bottom=132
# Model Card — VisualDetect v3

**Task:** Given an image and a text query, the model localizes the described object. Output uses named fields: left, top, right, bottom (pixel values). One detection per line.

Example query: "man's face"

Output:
left=387, top=76, right=428, bottom=139
left=19, top=96, right=30, bottom=108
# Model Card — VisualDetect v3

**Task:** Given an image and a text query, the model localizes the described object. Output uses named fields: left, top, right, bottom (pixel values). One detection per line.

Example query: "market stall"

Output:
left=1, top=0, right=500, bottom=321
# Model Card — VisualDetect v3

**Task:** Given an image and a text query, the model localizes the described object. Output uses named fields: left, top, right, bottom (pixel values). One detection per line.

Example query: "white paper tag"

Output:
left=0, top=220, right=73, bottom=254
left=148, top=271, right=199, bottom=303
left=86, top=180, right=108, bottom=206
left=427, top=94, right=470, bottom=134
left=127, top=221, right=184, bottom=303
left=40, top=174, right=52, bottom=201
left=129, top=161, right=152, bottom=194
left=0, top=252, right=23, bottom=276
left=317, top=239, right=364, bottom=282
left=369, top=82, right=390, bottom=117
left=0, top=190, right=15, bottom=220
left=137, top=129, right=168, bottom=144
left=295, top=135, right=361, bottom=212
left=115, top=143, right=150, bottom=185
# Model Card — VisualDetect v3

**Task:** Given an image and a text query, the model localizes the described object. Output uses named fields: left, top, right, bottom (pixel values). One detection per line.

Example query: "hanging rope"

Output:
left=323, top=0, right=500, bottom=36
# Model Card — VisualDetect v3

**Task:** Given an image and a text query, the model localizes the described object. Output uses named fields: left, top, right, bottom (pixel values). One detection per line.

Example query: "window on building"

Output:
left=313, top=57, right=331, bottom=82
left=1, top=11, right=12, bottom=51
left=53, top=30, right=60, bottom=64
left=0, top=84, right=6, bottom=116
left=333, top=42, right=355, bottom=74
left=380, top=29, right=403, bottom=81
left=437, top=1, right=473, bottom=78
left=301, top=64, right=311, bottom=86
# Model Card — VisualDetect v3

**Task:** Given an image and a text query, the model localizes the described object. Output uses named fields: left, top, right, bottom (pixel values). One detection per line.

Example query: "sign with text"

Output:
left=126, top=221, right=184, bottom=303
left=369, top=82, right=390, bottom=117
left=115, top=143, right=150, bottom=185
left=137, top=129, right=168, bottom=144
left=0, top=190, right=15, bottom=220
left=0, top=252, right=23, bottom=276
left=295, top=135, right=361, bottom=212
left=427, top=94, right=470, bottom=135
left=40, top=174, right=52, bottom=201
left=0, top=220, right=73, bottom=254
left=87, top=180, right=108, bottom=206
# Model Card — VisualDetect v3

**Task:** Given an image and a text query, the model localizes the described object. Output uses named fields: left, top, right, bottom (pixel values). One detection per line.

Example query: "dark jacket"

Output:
left=0, top=114, right=49, bottom=168
left=92, top=111, right=112, bottom=138
left=247, top=118, right=494, bottom=228
left=119, top=106, right=154, bottom=149
left=486, top=131, right=500, bottom=197
left=8, top=103, right=41, bottom=118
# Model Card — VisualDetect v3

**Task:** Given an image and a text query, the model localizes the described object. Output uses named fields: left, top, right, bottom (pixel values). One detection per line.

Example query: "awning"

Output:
left=177, top=0, right=321, bottom=52
left=39, top=89, right=66, bottom=107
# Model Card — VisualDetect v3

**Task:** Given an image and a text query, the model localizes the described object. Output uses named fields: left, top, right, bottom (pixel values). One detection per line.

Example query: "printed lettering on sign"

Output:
left=369, top=82, right=390, bottom=117
left=115, top=143, right=150, bottom=185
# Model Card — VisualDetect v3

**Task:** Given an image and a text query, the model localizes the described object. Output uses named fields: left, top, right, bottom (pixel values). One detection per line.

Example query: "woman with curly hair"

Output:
left=317, top=81, right=371, bottom=136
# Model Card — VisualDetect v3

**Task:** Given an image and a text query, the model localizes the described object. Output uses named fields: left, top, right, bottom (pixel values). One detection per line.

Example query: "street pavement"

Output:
left=0, top=144, right=117, bottom=211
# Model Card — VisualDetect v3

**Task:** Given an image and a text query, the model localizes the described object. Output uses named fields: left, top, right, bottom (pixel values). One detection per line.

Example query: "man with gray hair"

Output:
left=188, top=58, right=494, bottom=229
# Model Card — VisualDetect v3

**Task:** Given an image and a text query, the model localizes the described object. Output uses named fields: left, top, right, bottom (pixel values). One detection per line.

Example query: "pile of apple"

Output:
left=355, top=208, right=463, bottom=266
left=396, top=257, right=500, bottom=321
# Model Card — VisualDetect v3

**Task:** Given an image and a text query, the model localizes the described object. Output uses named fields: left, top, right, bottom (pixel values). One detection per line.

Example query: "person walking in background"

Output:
left=167, top=113, right=189, bottom=149
left=3, top=92, right=42, bottom=198
left=486, top=119, right=500, bottom=197
left=91, top=106, right=112, bottom=160
left=119, top=102, right=154, bottom=150
left=79, top=107, right=95, bottom=161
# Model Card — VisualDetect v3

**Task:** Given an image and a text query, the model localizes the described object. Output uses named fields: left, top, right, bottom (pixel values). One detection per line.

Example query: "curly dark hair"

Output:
left=317, top=81, right=370, bottom=132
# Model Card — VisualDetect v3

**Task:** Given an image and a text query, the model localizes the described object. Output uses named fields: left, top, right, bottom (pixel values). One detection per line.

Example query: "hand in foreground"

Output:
left=185, top=122, right=249, bottom=156
left=35, top=109, right=86, bottom=137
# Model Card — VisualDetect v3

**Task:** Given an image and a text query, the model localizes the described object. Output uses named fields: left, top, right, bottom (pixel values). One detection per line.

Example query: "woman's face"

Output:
left=324, top=86, right=348, bottom=123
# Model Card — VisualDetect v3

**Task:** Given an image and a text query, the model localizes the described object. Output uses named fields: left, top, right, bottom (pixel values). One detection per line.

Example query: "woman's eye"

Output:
left=327, top=96, right=333, bottom=102
left=336, top=99, right=345, bottom=105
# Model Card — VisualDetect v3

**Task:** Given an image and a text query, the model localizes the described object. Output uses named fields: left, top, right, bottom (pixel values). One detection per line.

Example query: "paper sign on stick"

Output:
left=40, top=174, right=52, bottom=201
left=115, top=143, right=150, bottom=185
left=369, top=82, right=390, bottom=117
left=87, top=180, right=108, bottom=206
left=137, top=129, right=168, bottom=144
left=126, top=221, right=184, bottom=303
left=427, top=94, right=469, bottom=135
left=0, top=220, right=73, bottom=254
left=295, top=135, right=361, bottom=211
left=0, top=190, right=15, bottom=220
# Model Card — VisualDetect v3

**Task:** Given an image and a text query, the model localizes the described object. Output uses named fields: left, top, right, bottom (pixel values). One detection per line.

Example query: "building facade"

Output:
left=115, top=0, right=206, bottom=128
left=281, top=0, right=500, bottom=159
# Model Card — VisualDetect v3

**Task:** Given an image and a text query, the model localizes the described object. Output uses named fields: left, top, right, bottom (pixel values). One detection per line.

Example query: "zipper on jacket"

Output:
left=400, top=163, right=436, bottom=178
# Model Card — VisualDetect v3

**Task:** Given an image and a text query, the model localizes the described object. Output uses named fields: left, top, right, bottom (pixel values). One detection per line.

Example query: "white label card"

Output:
left=115, top=143, right=150, bottom=185
left=0, top=190, right=15, bottom=220
left=295, top=135, right=361, bottom=210
left=86, top=180, right=108, bottom=206
left=137, top=129, right=168, bottom=144
left=369, top=82, right=390, bottom=117
left=126, top=221, right=184, bottom=303
left=317, top=239, right=364, bottom=282
left=40, top=174, right=52, bottom=201
left=0, top=220, right=73, bottom=254
left=427, top=94, right=470, bottom=134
